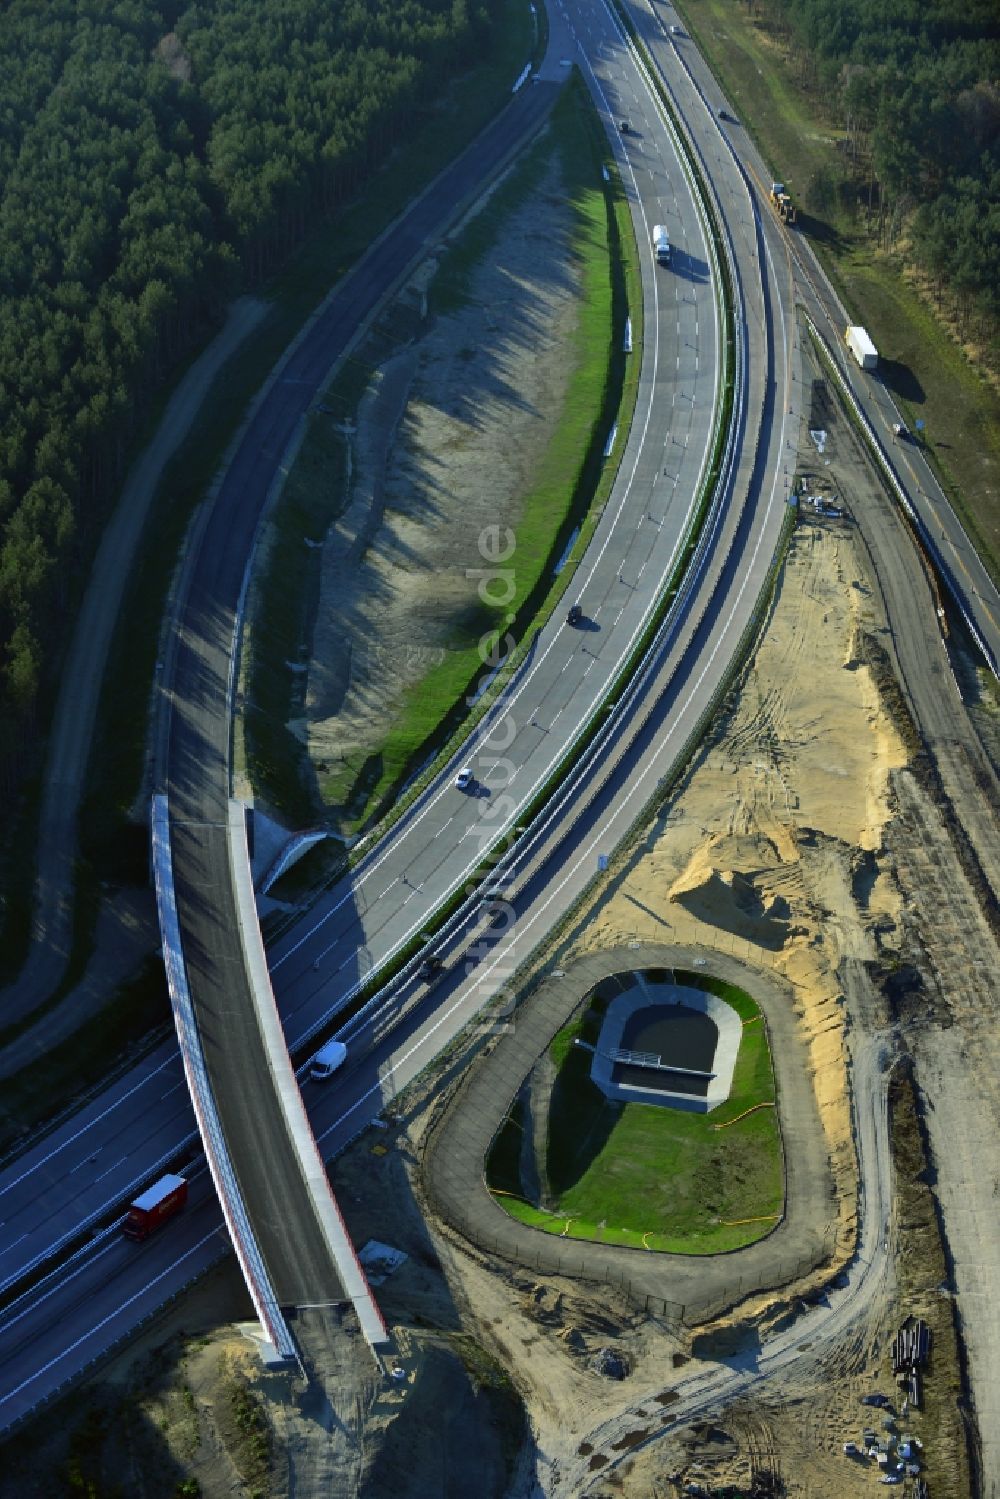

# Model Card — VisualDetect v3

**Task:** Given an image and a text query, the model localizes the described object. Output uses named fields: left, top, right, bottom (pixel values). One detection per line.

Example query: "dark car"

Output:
left=861, top=1393, right=892, bottom=1408
left=482, top=897, right=513, bottom=932
left=619, top=119, right=631, bottom=134
left=418, top=955, right=443, bottom=983
left=567, top=603, right=583, bottom=626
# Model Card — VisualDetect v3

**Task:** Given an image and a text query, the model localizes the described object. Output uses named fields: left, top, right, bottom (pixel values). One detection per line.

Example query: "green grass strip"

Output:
left=263, top=50, right=738, bottom=958
left=486, top=974, right=782, bottom=1256
left=246, top=70, right=640, bottom=832
left=670, top=0, right=1000, bottom=586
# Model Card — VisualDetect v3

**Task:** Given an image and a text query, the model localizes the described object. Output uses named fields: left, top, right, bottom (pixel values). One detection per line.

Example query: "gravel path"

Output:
left=891, top=771, right=1000, bottom=1499
left=0, top=296, right=268, bottom=1031
left=423, top=941, right=836, bottom=1324
left=810, top=339, right=1000, bottom=1497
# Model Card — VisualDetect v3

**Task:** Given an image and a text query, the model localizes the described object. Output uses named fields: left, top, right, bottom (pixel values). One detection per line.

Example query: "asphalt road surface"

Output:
left=0, top=0, right=799, bottom=1435
left=161, top=0, right=731, bottom=1325
left=653, top=0, right=1000, bottom=678
left=162, top=80, right=565, bottom=1312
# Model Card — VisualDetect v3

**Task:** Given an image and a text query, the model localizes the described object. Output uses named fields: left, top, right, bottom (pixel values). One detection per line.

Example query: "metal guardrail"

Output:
left=151, top=795, right=298, bottom=1369
left=296, top=19, right=754, bottom=1059
left=608, top=1048, right=715, bottom=1078
left=805, top=313, right=999, bottom=679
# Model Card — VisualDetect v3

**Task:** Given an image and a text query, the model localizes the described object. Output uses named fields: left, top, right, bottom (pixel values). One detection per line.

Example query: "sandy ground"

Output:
left=393, top=465, right=971, bottom=1496
left=887, top=765, right=1000, bottom=1496
left=568, top=509, right=907, bottom=1229
left=11, top=395, right=986, bottom=1497
left=298, top=148, right=583, bottom=796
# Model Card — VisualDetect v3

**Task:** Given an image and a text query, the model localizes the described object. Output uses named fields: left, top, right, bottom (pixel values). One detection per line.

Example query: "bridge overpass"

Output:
left=155, top=80, right=560, bottom=1359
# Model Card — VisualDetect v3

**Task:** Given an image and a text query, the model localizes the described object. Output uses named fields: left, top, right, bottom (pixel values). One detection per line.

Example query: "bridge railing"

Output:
left=151, top=794, right=299, bottom=1370
left=226, top=801, right=389, bottom=1353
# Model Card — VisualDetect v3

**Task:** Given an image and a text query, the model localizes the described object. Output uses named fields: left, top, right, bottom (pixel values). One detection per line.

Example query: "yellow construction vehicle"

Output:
left=769, top=181, right=797, bottom=225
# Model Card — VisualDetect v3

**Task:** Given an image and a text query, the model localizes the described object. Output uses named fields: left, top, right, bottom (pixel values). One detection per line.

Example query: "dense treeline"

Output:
left=0, top=0, right=493, bottom=789
left=751, top=0, right=1000, bottom=329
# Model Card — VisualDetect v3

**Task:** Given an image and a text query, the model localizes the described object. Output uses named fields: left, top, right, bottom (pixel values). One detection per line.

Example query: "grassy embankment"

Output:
left=0, top=2, right=539, bottom=1130
left=243, top=70, right=643, bottom=830
left=671, top=0, right=1000, bottom=589
left=487, top=973, right=784, bottom=1254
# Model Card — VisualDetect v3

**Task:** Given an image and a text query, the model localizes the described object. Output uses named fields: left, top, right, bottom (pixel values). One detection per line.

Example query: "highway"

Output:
left=0, top=0, right=732, bottom=1313
left=639, top=0, right=1000, bottom=675
left=0, top=0, right=792, bottom=1427
left=159, top=68, right=567, bottom=1318
left=7, top=0, right=987, bottom=1447
left=260, top=0, right=790, bottom=1049
left=642, top=0, right=1000, bottom=878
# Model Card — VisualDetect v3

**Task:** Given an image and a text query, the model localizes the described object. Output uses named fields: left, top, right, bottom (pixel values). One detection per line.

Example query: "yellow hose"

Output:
left=721, top=1213, right=780, bottom=1226
left=713, top=1100, right=775, bottom=1129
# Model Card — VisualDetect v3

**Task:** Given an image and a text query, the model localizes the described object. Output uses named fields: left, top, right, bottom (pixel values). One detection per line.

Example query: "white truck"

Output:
left=845, top=325, right=878, bottom=371
left=652, top=224, right=671, bottom=266
left=310, top=1039, right=348, bottom=1080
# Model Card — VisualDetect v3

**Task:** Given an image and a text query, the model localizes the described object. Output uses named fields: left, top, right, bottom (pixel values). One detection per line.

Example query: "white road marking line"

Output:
left=0, top=1054, right=180, bottom=1200
left=95, top=1158, right=127, bottom=1185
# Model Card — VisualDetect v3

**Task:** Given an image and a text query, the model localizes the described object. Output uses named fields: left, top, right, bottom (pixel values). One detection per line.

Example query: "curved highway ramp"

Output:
left=153, top=796, right=388, bottom=1356
left=152, top=82, right=560, bottom=1365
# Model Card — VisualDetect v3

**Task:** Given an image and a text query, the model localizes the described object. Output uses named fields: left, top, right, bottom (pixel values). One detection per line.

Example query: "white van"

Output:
left=310, top=1039, right=348, bottom=1081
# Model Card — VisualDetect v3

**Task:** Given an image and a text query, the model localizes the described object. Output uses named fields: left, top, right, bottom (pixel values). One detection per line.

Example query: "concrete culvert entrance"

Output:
left=590, top=976, right=741, bottom=1113
left=614, top=1003, right=717, bottom=1097
left=482, top=960, right=785, bottom=1254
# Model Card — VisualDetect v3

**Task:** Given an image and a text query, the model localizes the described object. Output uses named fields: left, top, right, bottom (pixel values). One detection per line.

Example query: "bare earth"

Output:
left=570, top=512, right=907, bottom=1213
left=20, top=407, right=988, bottom=1498
left=11, top=262, right=998, bottom=1493
left=298, top=150, right=582, bottom=784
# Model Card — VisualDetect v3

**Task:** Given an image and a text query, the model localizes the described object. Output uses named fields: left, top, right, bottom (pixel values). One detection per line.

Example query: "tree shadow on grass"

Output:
left=877, top=357, right=925, bottom=405
left=792, top=210, right=847, bottom=253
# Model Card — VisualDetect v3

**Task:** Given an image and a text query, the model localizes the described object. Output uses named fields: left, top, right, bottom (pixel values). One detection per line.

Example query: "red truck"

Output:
left=123, top=1174, right=188, bottom=1241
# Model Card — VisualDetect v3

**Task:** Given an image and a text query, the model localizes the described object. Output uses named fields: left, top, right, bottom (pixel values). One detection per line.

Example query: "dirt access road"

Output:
left=8, top=388, right=985, bottom=1497
left=0, top=297, right=267, bottom=1036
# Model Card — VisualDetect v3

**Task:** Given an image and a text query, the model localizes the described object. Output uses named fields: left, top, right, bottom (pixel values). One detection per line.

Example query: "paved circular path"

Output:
left=423, top=942, right=838, bottom=1325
